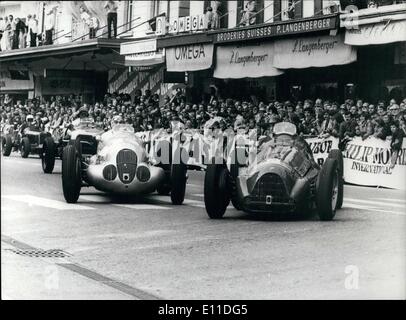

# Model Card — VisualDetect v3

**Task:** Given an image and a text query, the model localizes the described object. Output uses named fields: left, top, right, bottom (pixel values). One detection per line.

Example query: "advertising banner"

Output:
left=305, top=136, right=340, bottom=166
left=166, top=43, right=214, bottom=72
left=213, top=43, right=284, bottom=79
left=345, top=20, right=406, bottom=46
left=343, top=137, right=406, bottom=190
left=135, top=131, right=406, bottom=190
left=273, top=34, right=357, bottom=69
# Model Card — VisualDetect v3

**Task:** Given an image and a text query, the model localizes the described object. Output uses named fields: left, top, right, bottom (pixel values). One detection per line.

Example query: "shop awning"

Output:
left=166, top=43, right=213, bottom=72
left=120, top=38, right=165, bottom=68
left=273, top=34, right=357, bottom=69
left=123, top=56, right=165, bottom=67
left=341, top=3, right=406, bottom=46
left=213, top=43, right=283, bottom=79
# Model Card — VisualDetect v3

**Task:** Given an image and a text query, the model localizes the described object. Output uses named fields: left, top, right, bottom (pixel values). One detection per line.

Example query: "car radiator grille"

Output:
left=116, top=149, right=137, bottom=184
left=250, top=173, right=290, bottom=204
left=103, top=165, right=117, bottom=181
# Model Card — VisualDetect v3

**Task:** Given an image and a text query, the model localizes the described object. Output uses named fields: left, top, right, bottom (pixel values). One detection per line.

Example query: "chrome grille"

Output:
left=116, top=149, right=137, bottom=184
left=103, top=165, right=117, bottom=181
left=250, top=173, right=290, bottom=204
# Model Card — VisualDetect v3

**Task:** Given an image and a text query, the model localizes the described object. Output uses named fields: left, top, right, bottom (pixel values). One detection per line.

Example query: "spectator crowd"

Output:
left=1, top=90, right=406, bottom=152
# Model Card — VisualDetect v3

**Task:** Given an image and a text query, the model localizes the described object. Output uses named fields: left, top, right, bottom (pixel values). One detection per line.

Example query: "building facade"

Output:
left=1, top=1, right=405, bottom=104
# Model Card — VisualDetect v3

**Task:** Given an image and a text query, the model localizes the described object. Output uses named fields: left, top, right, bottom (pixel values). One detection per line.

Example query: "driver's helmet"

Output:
left=273, top=121, right=297, bottom=136
left=79, top=106, right=89, bottom=118
left=111, top=115, right=123, bottom=126
left=26, top=115, right=34, bottom=122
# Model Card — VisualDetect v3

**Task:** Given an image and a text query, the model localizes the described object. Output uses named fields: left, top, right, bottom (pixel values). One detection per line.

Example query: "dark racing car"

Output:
left=204, top=122, right=344, bottom=221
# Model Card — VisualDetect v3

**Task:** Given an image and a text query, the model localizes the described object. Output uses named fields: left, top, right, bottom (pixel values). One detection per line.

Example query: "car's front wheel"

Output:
left=20, top=137, right=30, bottom=158
left=170, top=148, right=187, bottom=205
left=2, top=135, right=12, bottom=156
left=62, top=145, right=82, bottom=203
left=316, top=158, right=339, bottom=221
left=42, top=137, right=56, bottom=174
left=328, top=149, right=344, bottom=209
left=204, top=159, right=230, bottom=219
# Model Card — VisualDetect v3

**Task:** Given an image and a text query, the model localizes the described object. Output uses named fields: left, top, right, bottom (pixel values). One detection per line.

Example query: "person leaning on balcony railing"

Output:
left=239, top=0, right=257, bottom=27
left=104, top=0, right=118, bottom=39
left=27, top=14, right=38, bottom=47
left=44, top=8, right=56, bottom=45
left=0, top=17, right=4, bottom=50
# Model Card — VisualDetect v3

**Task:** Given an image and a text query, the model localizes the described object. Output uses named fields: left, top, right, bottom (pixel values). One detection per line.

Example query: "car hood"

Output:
left=97, top=133, right=148, bottom=163
left=244, top=159, right=297, bottom=194
left=71, top=128, right=104, bottom=139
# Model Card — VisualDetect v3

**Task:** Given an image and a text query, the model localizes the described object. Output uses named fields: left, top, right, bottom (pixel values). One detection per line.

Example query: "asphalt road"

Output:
left=1, top=153, right=405, bottom=300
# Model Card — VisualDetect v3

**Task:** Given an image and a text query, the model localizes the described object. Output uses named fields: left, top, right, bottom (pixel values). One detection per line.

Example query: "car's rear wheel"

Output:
left=204, top=159, right=230, bottom=219
left=20, top=137, right=30, bottom=158
left=170, top=148, right=187, bottom=205
left=2, top=135, right=12, bottom=156
left=42, top=137, right=56, bottom=174
left=328, top=149, right=344, bottom=209
left=229, top=151, right=243, bottom=211
left=316, top=158, right=339, bottom=221
left=62, top=145, right=82, bottom=203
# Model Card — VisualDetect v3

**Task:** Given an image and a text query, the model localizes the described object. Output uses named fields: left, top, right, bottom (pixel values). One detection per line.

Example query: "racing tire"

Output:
left=204, top=159, right=231, bottom=219
left=2, top=135, right=12, bottom=156
left=20, top=137, right=30, bottom=158
left=42, top=137, right=56, bottom=174
left=62, top=145, right=82, bottom=203
left=328, top=149, right=344, bottom=209
left=316, top=158, right=339, bottom=221
left=229, top=152, right=243, bottom=211
left=170, top=148, right=187, bottom=205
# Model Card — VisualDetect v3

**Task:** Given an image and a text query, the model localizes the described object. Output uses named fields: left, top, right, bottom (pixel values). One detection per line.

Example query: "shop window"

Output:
left=203, top=1, right=228, bottom=29
left=281, top=0, right=296, bottom=21
left=125, top=0, right=134, bottom=31
left=179, top=0, right=190, bottom=17
left=322, top=0, right=340, bottom=14
left=274, top=0, right=282, bottom=22
left=217, top=0, right=229, bottom=29
left=314, top=0, right=323, bottom=15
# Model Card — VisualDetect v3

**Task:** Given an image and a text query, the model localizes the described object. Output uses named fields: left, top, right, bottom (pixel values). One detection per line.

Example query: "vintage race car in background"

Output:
left=1, top=123, right=20, bottom=156
left=1, top=122, right=51, bottom=159
left=19, top=127, right=52, bottom=158
left=62, top=123, right=187, bottom=205
left=204, top=122, right=344, bottom=221
left=40, top=125, right=72, bottom=173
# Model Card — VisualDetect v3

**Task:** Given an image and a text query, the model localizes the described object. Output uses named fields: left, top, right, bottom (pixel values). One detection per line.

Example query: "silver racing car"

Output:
left=62, top=122, right=187, bottom=205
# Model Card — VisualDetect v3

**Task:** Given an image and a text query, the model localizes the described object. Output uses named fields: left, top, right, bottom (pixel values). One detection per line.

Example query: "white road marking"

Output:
left=367, top=208, right=406, bottom=216
left=346, top=198, right=406, bottom=208
left=191, top=193, right=204, bottom=197
left=80, top=195, right=111, bottom=203
left=375, top=198, right=406, bottom=203
left=187, top=183, right=203, bottom=188
left=115, top=204, right=171, bottom=210
left=342, top=203, right=374, bottom=210
left=2, top=195, right=94, bottom=210
left=1, top=159, right=42, bottom=166
left=343, top=202, right=405, bottom=216
left=81, top=194, right=171, bottom=210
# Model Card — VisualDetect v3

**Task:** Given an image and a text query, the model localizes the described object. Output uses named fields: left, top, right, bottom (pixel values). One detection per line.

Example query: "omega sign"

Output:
left=166, top=44, right=214, bottom=72
left=156, top=14, right=206, bottom=35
